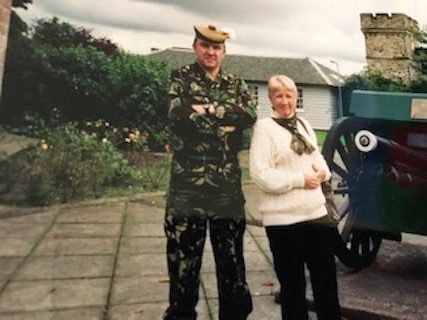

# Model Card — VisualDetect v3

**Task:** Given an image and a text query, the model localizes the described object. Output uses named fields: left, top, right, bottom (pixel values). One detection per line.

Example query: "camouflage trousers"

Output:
left=163, top=208, right=253, bottom=320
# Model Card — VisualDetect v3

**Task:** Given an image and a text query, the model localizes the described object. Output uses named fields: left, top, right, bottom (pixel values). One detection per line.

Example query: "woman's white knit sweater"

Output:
left=249, top=114, right=331, bottom=227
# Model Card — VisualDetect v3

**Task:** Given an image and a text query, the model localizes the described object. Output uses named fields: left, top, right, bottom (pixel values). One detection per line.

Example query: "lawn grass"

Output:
left=316, top=130, right=328, bottom=147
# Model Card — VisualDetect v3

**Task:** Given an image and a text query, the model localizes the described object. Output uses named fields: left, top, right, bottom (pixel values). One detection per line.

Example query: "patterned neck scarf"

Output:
left=272, top=115, right=315, bottom=155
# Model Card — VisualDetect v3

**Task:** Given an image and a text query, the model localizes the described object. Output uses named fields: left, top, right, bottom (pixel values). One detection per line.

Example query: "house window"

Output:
left=297, top=88, right=304, bottom=110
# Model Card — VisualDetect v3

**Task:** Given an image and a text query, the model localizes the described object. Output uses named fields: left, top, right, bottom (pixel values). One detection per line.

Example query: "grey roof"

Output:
left=148, top=48, right=344, bottom=87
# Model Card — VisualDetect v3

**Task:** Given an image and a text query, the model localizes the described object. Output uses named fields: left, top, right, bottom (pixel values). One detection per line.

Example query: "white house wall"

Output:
left=254, top=83, right=337, bottom=131
left=255, top=83, right=271, bottom=119
left=301, top=86, right=337, bottom=130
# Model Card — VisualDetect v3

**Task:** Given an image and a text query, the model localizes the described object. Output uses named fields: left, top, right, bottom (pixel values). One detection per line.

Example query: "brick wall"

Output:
left=0, top=0, right=12, bottom=97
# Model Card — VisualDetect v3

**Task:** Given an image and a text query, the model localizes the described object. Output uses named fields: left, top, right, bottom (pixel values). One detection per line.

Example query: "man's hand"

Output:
left=220, top=126, right=236, bottom=133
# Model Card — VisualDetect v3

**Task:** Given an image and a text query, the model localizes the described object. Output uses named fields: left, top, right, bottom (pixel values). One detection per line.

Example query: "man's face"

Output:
left=193, top=38, right=225, bottom=71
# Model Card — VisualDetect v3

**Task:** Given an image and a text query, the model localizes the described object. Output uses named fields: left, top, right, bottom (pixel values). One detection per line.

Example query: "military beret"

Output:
left=194, top=25, right=230, bottom=44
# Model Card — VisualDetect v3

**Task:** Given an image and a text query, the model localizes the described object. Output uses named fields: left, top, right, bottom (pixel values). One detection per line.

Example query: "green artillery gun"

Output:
left=323, top=90, right=427, bottom=270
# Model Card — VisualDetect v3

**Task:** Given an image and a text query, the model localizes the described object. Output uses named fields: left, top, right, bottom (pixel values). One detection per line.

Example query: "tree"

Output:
left=344, top=72, right=408, bottom=92
left=1, top=13, right=171, bottom=150
left=12, top=0, right=32, bottom=9
left=32, top=17, right=121, bottom=57
left=412, top=29, right=427, bottom=91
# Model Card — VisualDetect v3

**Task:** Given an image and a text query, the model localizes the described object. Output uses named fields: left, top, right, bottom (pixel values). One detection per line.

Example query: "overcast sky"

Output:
left=17, top=0, right=427, bottom=75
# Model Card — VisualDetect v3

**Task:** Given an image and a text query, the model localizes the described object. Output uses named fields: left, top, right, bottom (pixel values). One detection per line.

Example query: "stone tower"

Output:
left=360, top=13, right=419, bottom=84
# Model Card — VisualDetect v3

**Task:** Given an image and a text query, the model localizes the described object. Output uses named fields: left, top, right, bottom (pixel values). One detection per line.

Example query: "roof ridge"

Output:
left=163, top=47, right=308, bottom=61
left=308, top=58, right=333, bottom=85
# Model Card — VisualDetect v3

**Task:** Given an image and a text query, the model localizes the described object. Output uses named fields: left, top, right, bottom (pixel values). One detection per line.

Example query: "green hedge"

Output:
left=1, top=18, right=171, bottom=151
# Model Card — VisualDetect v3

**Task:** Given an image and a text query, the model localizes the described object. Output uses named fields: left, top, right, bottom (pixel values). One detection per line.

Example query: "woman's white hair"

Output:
left=267, top=75, right=297, bottom=97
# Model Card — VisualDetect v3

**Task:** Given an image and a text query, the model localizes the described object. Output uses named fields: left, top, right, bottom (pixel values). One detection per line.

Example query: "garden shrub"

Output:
left=130, top=152, right=171, bottom=191
left=23, top=123, right=136, bottom=205
left=82, top=119, right=148, bottom=152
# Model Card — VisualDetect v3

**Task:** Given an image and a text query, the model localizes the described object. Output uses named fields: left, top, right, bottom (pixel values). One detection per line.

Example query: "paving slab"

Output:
left=123, top=223, right=164, bottom=237
left=200, top=248, right=272, bottom=274
left=110, top=275, right=171, bottom=305
left=243, top=184, right=263, bottom=219
left=246, top=224, right=267, bottom=237
left=0, top=222, right=49, bottom=238
left=108, top=302, right=168, bottom=320
left=0, top=307, right=104, bottom=320
left=0, top=257, right=23, bottom=280
left=203, top=235, right=265, bottom=254
left=0, top=278, right=110, bottom=312
left=15, top=255, right=114, bottom=280
left=126, top=203, right=164, bottom=224
left=251, top=237, right=274, bottom=263
left=119, top=237, right=166, bottom=254
left=108, top=301, right=210, bottom=320
left=33, top=238, right=117, bottom=256
left=115, top=254, right=167, bottom=277
left=46, top=223, right=121, bottom=238
left=207, top=295, right=283, bottom=320
left=0, top=238, right=36, bottom=257
left=201, top=270, right=278, bottom=299
left=57, top=203, right=125, bottom=223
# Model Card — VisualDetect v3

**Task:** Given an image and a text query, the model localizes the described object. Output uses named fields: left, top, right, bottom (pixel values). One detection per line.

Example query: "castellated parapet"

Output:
left=361, top=13, right=420, bottom=84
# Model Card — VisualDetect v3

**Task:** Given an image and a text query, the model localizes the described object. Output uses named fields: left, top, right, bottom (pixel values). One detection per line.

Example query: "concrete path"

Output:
left=0, top=183, right=425, bottom=319
left=0, top=185, right=280, bottom=320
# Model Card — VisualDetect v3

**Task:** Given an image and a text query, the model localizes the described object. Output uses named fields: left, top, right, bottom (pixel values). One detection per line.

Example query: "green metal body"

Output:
left=349, top=90, right=427, bottom=122
left=346, top=91, right=427, bottom=235
left=355, top=162, right=427, bottom=235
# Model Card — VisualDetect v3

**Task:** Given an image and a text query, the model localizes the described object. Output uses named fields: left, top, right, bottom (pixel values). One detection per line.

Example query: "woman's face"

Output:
left=269, top=87, right=297, bottom=118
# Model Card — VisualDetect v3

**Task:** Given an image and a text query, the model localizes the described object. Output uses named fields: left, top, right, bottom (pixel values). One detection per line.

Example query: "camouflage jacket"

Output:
left=168, top=62, right=257, bottom=189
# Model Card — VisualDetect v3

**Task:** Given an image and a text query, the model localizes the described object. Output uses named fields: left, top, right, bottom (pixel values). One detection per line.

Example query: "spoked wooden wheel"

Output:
left=322, top=117, right=382, bottom=270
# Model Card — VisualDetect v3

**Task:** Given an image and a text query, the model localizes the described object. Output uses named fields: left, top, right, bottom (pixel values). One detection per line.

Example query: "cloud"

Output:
left=17, top=0, right=427, bottom=75
left=33, top=0, right=199, bottom=34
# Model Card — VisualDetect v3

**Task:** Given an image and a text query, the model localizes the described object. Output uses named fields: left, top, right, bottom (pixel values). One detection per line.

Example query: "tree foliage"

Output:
left=12, top=0, right=32, bottom=9
left=345, top=72, right=408, bottom=92
left=33, top=17, right=121, bottom=57
left=342, top=70, right=426, bottom=116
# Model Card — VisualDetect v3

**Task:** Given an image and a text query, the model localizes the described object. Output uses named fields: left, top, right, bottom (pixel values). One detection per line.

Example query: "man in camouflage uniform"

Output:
left=163, top=25, right=257, bottom=320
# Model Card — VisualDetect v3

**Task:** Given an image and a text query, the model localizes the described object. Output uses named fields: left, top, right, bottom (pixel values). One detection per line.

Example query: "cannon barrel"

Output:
left=354, top=130, right=427, bottom=170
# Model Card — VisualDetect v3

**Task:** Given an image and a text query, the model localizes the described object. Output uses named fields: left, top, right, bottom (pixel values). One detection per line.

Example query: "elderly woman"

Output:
left=249, top=75, right=341, bottom=320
